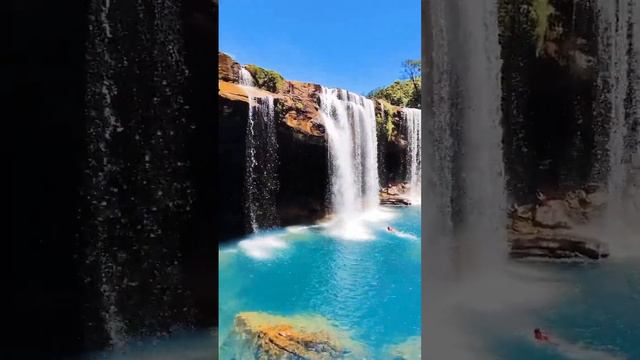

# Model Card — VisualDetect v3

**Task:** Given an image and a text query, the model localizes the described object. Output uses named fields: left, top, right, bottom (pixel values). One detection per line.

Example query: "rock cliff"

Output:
left=499, top=0, right=599, bottom=203
left=218, top=52, right=414, bottom=241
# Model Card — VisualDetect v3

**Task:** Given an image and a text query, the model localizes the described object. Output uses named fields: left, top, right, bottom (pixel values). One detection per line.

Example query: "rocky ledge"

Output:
left=218, top=52, right=411, bottom=143
left=220, top=312, right=367, bottom=360
left=380, top=183, right=413, bottom=206
left=510, top=234, right=608, bottom=260
left=508, top=185, right=609, bottom=260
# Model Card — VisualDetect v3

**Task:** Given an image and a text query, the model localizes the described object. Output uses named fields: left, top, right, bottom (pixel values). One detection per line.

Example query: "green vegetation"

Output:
left=385, top=116, right=395, bottom=141
left=368, top=79, right=420, bottom=108
left=245, top=64, right=286, bottom=93
left=368, top=59, right=421, bottom=108
left=532, top=0, right=555, bottom=56
left=375, top=101, right=397, bottom=141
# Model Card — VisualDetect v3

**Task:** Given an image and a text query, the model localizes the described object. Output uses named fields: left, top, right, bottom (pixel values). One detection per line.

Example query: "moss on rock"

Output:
left=532, top=0, right=555, bottom=56
left=245, top=64, right=286, bottom=93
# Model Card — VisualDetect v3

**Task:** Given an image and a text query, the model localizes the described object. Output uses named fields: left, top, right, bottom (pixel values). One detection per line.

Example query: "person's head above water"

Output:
left=534, top=328, right=550, bottom=342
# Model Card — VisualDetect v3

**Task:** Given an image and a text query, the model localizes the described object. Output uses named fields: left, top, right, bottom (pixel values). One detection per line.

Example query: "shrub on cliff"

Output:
left=376, top=101, right=397, bottom=141
left=368, top=79, right=421, bottom=108
left=245, top=64, right=285, bottom=93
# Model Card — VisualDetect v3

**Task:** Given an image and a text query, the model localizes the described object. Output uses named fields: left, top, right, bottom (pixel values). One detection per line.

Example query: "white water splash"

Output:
left=238, top=235, right=288, bottom=260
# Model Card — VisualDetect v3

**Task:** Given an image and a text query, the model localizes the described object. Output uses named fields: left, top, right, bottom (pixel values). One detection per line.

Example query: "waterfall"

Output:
left=595, top=0, right=640, bottom=249
left=424, top=0, right=506, bottom=272
left=84, top=0, right=193, bottom=348
left=423, top=0, right=455, bottom=245
left=239, top=67, right=255, bottom=87
left=319, top=88, right=380, bottom=232
left=457, top=0, right=507, bottom=267
left=403, top=108, right=422, bottom=203
left=244, top=95, right=280, bottom=232
left=423, top=1, right=510, bottom=356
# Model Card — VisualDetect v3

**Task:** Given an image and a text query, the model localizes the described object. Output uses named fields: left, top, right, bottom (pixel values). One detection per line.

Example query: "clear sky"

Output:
left=219, top=0, right=420, bottom=95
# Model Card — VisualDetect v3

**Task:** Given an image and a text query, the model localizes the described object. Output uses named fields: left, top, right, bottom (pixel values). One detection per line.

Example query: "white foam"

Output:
left=541, top=338, right=626, bottom=360
left=394, top=231, right=419, bottom=241
left=362, top=206, right=398, bottom=222
left=238, top=235, right=287, bottom=260
left=323, top=218, right=375, bottom=241
left=285, top=225, right=310, bottom=234
left=319, top=207, right=400, bottom=241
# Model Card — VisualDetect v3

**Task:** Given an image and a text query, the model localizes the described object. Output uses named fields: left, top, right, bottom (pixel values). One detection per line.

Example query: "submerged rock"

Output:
left=220, top=312, right=367, bottom=360
left=383, top=336, right=421, bottom=360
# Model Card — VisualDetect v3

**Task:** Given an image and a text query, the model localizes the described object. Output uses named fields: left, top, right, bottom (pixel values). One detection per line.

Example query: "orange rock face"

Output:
left=218, top=52, right=414, bottom=143
left=221, top=312, right=367, bottom=359
left=219, top=52, right=241, bottom=83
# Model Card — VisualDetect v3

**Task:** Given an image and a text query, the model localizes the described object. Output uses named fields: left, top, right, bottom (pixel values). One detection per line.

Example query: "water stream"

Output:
left=595, top=0, right=640, bottom=252
left=243, top=94, right=280, bottom=232
left=403, top=108, right=422, bottom=203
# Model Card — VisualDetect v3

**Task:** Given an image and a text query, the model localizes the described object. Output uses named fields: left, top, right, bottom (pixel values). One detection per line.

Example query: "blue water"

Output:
left=218, top=206, right=422, bottom=358
left=492, top=261, right=640, bottom=360
left=79, top=330, right=216, bottom=360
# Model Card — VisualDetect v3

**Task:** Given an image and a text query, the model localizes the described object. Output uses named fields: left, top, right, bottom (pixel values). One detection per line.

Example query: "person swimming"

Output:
left=387, top=226, right=395, bottom=232
left=534, top=328, right=550, bottom=342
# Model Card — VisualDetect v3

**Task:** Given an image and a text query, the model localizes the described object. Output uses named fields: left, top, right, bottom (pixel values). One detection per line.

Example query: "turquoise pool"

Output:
left=218, top=206, right=422, bottom=358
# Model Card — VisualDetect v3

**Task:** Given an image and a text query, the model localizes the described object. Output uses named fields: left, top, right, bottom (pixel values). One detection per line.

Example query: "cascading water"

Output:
left=239, top=66, right=255, bottom=87
left=424, top=0, right=506, bottom=275
left=595, top=0, right=640, bottom=250
left=244, top=95, right=280, bottom=232
left=423, top=0, right=507, bottom=356
left=319, top=87, right=380, bottom=238
left=84, top=0, right=194, bottom=348
left=403, top=108, right=422, bottom=203
left=423, top=0, right=455, bottom=246
left=457, top=0, right=507, bottom=267
left=237, top=66, right=280, bottom=232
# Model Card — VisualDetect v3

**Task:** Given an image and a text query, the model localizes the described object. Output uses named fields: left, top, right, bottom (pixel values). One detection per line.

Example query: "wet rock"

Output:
left=533, top=199, right=572, bottom=229
left=508, top=186, right=610, bottom=260
left=509, top=233, right=609, bottom=260
left=220, top=312, right=367, bottom=360
left=380, top=183, right=413, bottom=206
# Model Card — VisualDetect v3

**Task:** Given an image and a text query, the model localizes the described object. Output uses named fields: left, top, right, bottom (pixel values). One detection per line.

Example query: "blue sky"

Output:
left=219, top=0, right=420, bottom=95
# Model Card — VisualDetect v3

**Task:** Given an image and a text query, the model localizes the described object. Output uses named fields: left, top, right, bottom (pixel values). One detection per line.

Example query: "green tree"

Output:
left=368, top=59, right=421, bottom=108
left=401, top=59, right=421, bottom=95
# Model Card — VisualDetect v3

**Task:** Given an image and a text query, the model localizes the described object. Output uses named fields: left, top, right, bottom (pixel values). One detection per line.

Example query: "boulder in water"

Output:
left=220, top=312, right=367, bottom=360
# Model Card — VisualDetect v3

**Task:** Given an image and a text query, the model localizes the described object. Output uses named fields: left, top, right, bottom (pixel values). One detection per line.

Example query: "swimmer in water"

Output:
left=534, top=328, right=550, bottom=342
left=387, top=226, right=395, bottom=233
